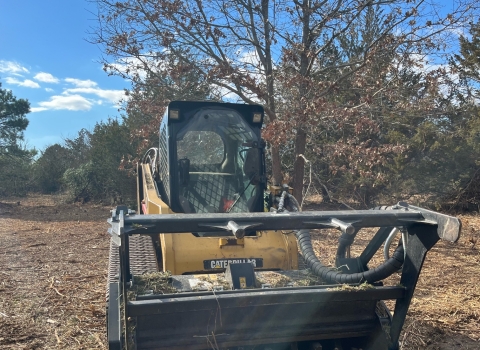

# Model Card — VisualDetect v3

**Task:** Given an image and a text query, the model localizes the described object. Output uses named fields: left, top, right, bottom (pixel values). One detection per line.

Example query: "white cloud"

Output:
left=65, top=78, right=98, bottom=88
left=34, top=72, right=59, bottom=83
left=21, top=79, right=41, bottom=88
left=45, top=88, right=54, bottom=92
left=5, top=77, right=40, bottom=88
left=32, top=94, right=93, bottom=112
left=31, top=107, right=49, bottom=113
left=0, top=60, right=29, bottom=75
left=63, top=87, right=125, bottom=104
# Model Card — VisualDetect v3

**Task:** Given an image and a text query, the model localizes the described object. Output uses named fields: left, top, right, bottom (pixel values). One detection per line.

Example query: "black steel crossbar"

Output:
left=108, top=203, right=461, bottom=244
left=135, top=282, right=383, bottom=300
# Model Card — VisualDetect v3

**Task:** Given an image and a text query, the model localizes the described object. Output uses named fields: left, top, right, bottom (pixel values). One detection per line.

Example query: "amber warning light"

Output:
left=169, top=109, right=180, bottom=120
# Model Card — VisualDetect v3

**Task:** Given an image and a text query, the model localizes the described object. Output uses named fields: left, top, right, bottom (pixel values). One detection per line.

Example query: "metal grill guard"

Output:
left=107, top=203, right=461, bottom=350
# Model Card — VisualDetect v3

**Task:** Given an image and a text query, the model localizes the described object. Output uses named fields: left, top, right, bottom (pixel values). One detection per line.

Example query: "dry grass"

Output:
left=327, top=282, right=375, bottom=291
left=255, top=270, right=323, bottom=288
left=130, top=272, right=175, bottom=295
left=0, top=195, right=478, bottom=349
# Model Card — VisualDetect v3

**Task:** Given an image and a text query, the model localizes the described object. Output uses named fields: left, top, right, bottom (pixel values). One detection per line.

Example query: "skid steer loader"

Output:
left=106, top=101, right=461, bottom=350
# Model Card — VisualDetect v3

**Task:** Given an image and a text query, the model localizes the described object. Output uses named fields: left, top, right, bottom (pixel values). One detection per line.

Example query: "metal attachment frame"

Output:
left=107, top=203, right=461, bottom=350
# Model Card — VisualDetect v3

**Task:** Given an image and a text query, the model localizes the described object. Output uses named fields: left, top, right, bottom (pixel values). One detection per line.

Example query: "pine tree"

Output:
left=0, top=82, right=30, bottom=155
left=454, top=22, right=480, bottom=85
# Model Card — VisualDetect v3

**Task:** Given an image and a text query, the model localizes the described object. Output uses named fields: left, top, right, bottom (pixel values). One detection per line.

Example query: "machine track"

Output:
left=298, top=252, right=307, bottom=270
left=106, top=235, right=158, bottom=301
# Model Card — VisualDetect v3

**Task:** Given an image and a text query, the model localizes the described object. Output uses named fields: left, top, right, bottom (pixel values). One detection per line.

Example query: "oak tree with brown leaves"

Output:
left=91, top=0, right=476, bottom=204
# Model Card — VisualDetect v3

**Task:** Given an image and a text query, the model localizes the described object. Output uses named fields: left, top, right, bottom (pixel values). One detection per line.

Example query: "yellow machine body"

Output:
left=138, top=163, right=298, bottom=275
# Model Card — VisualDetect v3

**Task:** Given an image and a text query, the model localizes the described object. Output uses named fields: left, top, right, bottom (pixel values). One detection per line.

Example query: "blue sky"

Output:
left=0, top=0, right=128, bottom=151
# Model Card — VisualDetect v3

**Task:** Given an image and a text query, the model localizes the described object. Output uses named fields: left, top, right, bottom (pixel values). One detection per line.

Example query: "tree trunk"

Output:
left=271, top=144, right=282, bottom=186
left=260, top=0, right=282, bottom=186
left=293, top=127, right=307, bottom=203
left=321, top=184, right=332, bottom=203
left=291, top=0, right=312, bottom=205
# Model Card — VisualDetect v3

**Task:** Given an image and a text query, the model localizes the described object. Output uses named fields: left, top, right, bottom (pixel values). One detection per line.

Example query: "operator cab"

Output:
left=157, top=101, right=266, bottom=215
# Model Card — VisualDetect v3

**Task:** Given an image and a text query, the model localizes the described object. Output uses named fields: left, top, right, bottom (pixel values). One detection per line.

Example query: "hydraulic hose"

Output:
left=273, top=189, right=402, bottom=283
left=286, top=193, right=300, bottom=212
left=277, top=187, right=300, bottom=213
left=336, top=231, right=355, bottom=260
left=384, top=227, right=400, bottom=260
left=277, top=190, right=287, bottom=212
left=295, top=229, right=404, bottom=284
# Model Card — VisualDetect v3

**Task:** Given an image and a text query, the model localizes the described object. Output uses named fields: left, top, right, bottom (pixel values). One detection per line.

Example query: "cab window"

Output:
left=177, top=131, right=224, bottom=165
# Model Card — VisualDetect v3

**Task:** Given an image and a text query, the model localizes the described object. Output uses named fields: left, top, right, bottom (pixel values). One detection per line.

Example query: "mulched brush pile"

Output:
left=0, top=194, right=479, bottom=349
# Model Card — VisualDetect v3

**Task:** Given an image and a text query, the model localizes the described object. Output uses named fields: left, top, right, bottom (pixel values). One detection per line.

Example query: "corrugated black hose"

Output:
left=277, top=190, right=404, bottom=284
left=295, top=229, right=404, bottom=284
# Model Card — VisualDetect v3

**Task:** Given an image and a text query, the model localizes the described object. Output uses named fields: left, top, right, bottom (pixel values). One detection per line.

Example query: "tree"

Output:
left=436, top=22, right=480, bottom=210
left=64, top=128, right=92, bottom=165
left=91, top=0, right=474, bottom=204
left=0, top=83, right=34, bottom=196
left=451, top=21, right=480, bottom=104
left=62, top=119, right=136, bottom=204
left=34, top=144, right=71, bottom=193
left=0, top=146, right=36, bottom=196
left=0, top=82, right=30, bottom=155
left=62, top=161, right=96, bottom=203
left=88, top=118, right=136, bottom=203
left=454, top=21, right=480, bottom=86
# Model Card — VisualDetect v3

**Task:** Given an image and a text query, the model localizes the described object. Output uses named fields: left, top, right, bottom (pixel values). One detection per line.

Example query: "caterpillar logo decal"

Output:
left=204, top=258, right=263, bottom=269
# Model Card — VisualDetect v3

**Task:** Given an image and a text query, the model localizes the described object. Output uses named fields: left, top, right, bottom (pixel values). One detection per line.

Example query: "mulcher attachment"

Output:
left=107, top=203, right=461, bottom=350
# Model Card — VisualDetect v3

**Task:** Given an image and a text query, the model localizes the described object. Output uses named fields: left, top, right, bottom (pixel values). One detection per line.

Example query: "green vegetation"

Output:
left=0, top=82, right=30, bottom=155
left=0, top=82, right=36, bottom=196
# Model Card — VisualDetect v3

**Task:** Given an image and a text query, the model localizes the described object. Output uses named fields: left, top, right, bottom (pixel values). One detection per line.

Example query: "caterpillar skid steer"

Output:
left=106, top=101, right=461, bottom=350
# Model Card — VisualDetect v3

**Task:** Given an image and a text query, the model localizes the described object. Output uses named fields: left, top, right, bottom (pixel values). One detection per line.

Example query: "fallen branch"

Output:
left=26, top=243, right=47, bottom=248
left=54, top=329, right=61, bottom=344
left=49, top=277, right=66, bottom=297
left=64, top=274, right=104, bottom=280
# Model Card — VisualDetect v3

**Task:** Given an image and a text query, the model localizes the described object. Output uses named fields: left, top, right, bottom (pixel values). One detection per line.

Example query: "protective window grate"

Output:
left=183, top=174, right=248, bottom=213
left=158, top=126, right=170, bottom=203
left=218, top=125, right=253, bottom=142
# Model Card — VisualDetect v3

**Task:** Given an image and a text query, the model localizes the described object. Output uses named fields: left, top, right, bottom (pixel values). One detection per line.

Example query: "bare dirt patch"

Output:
left=0, top=194, right=110, bottom=349
left=0, top=195, right=478, bottom=349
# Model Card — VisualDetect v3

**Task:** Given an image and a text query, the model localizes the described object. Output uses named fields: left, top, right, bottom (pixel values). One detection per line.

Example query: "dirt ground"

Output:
left=0, top=194, right=479, bottom=349
left=0, top=195, right=110, bottom=349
